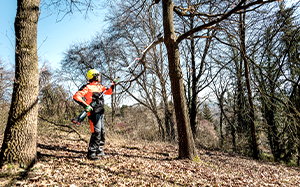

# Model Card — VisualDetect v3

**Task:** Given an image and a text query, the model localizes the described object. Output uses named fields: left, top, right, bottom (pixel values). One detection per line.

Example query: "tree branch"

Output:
left=176, top=0, right=277, bottom=44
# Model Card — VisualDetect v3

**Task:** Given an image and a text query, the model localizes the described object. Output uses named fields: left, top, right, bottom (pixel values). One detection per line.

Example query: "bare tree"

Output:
left=103, top=0, right=176, bottom=141
left=238, top=8, right=259, bottom=159
left=158, top=0, right=278, bottom=160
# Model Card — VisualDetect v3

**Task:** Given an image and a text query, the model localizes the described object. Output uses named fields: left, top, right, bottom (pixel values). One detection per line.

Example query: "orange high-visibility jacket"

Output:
left=73, top=81, right=113, bottom=115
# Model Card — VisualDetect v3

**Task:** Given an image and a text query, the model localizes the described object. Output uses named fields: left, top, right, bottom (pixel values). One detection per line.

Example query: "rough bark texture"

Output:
left=162, top=0, right=196, bottom=160
left=0, top=0, right=40, bottom=168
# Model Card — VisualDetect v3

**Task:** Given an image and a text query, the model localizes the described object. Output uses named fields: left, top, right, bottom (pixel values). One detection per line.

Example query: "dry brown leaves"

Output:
left=1, top=135, right=300, bottom=187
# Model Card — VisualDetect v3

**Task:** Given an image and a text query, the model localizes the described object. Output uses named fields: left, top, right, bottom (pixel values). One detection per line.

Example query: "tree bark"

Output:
left=162, top=0, right=196, bottom=159
left=0, top=0, right=40, bottom=168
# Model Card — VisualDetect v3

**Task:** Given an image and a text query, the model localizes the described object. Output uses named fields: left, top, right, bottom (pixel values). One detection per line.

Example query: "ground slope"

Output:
left=1, top=135, right=300, bottom=186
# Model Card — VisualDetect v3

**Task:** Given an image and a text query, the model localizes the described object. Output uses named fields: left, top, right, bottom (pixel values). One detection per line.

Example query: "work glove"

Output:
left=113, top=78, right=119, bottom=84
left=110, top=78, right=119, bottom=90
left=85, top=105, right=93, bottom=112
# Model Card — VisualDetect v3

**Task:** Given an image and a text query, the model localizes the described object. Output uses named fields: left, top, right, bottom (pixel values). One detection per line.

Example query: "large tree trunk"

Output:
left=0, top=0, right=40, bottom=168
left=162, top=0, right=197, bottom=159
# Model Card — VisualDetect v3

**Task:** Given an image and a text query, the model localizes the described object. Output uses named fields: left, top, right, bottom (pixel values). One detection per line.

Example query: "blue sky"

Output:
left=0, top=0, right=106, bottom=69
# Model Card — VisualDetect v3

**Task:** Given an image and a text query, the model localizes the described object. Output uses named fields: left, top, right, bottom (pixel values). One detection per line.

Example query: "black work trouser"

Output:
left=88, top=113, right=105, bottom=154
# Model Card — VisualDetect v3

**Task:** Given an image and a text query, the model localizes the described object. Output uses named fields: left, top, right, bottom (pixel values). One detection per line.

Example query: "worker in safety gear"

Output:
left=73, top=69, right=117, bottom=160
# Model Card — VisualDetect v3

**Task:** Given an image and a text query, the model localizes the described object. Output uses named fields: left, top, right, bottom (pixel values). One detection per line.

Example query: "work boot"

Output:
left=87, top=150, right=100, bottom=160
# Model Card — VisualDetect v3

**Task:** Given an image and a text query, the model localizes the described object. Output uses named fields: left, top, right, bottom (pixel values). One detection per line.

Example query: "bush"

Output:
left=107, top=105, right=163, bottom=142
left=195, top=119, right=219, bottom=149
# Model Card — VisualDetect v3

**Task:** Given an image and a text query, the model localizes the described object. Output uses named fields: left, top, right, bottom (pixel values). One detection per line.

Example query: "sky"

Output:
left=1, top=0, right=299, bottom=70
left=0, top=0, right=107, bottom=70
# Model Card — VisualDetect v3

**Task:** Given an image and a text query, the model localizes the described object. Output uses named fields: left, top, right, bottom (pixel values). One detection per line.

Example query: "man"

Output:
left=73, top=69, right=117, bottom=160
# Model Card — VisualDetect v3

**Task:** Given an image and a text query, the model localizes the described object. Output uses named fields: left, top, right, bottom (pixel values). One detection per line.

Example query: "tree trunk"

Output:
left=240, top=12, right=258, bottom=159
left=165, top=107, right=176, bottom=140
left=190, top=22, right=197, bottom=136
left=162, top=0, right=196, bottom=159
left=158, top=66, right=175, bottom=141
left=219, top=90, right=225, bottom=147
left=0, top=0, right=40, bottom=168
left=111, top=86, right=116, bottom=125
left=236, top=59, right=245, bottom=133
left=230, top=34, right=246, bottom=134
left=265, top=98, right=281, bottom=161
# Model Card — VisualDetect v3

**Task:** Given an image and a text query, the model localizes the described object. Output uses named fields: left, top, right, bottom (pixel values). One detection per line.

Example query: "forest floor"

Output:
left=1, top=130, right=300, bottom=187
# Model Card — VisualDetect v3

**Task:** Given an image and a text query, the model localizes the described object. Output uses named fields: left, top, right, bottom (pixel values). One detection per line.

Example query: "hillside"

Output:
left=1, top=131, right=299, bottom=187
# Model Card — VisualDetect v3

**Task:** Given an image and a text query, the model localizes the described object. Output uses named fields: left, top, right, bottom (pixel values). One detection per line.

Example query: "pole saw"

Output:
left=71, top=33, right=164, bottom=125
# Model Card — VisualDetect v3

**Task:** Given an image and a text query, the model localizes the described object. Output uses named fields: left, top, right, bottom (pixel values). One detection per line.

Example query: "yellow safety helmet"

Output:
left=87, top=69, right=100, bottom=81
